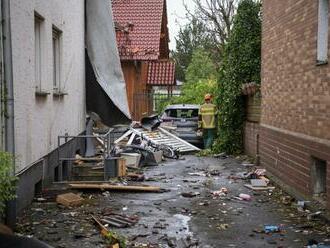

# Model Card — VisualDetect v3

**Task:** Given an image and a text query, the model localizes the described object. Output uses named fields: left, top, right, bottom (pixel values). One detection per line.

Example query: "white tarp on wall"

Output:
left=86, top=0, right=131, bottom=120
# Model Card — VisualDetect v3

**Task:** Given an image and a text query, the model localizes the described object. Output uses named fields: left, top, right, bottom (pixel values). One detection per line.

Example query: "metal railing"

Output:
left=57, top=128, right=115, bottom=163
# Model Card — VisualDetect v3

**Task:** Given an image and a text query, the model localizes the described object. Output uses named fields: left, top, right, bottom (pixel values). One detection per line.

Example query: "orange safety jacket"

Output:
left=198, top=103, right=217, bottom=129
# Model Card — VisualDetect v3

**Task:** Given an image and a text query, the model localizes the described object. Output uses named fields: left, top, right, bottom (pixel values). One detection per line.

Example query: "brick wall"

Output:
left=261, top=0, right=330, bottom=139
left=261, top=0, right=330, bottom=209
left=259, top=125, right=330, bottom=208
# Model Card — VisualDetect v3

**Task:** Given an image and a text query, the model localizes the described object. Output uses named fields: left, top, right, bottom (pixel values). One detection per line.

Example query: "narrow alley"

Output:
left=17, top=155, right=330, bottom=248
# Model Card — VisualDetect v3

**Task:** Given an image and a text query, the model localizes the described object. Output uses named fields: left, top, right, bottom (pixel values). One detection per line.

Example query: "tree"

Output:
left=214, top=0, right=261, bottom=154
left=184, top=0, right=238, bottom=55
left=185, top=48, right=217, bottom=85
left=171, top=17, right=213, bottom=81
left=158, top=49, right=217, bottom=112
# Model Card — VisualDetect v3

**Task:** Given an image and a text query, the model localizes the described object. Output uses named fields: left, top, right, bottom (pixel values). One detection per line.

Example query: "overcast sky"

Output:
left=167, top=0, right=195, bottom=51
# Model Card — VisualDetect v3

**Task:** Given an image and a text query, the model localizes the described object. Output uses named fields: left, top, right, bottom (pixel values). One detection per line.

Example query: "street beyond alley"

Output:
left=17, top=155, right=330, bottom=248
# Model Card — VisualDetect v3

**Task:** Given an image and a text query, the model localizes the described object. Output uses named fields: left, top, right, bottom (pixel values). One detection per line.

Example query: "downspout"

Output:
left=2, top=0, right=16, bottom=227
left=0, top=0, right=4, bottom=149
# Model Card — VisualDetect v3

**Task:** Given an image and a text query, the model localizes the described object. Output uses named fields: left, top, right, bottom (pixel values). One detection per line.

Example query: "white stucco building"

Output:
left=11, top=0, right=86, bottom=173
left=0, top=0, right=87, bottom=215
left=0, top=0, right=130, bottom=222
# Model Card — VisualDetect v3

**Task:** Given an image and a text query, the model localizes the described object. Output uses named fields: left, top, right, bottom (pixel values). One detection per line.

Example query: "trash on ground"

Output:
left=244, top=184, right=275, bottom=191
left=250, top=179, right=268, bottom=187
left=181, top=192, right=201, bottom=198
left=212, top=187, right=228, bottom=197
left=238, top=193, right=251, bottom=201
left=264, top=225, right=282, bottom=233
left=188, top=172, right=207, bottom=177
left=307, top=211, right=322, bottom=221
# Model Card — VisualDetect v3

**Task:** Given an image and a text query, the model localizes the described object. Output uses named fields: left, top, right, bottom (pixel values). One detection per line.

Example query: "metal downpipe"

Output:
left=2, top=0, right=16, bottom=228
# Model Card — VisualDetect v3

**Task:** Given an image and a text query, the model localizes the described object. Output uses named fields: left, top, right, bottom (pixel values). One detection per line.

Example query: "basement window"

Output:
left=317, top=0, right=329, bottom=65
left=311, top=157, right=327, bottom=198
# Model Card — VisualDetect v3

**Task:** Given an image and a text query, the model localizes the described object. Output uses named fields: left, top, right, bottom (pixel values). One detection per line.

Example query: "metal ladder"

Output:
left=115, top=127, right=200, bottom=153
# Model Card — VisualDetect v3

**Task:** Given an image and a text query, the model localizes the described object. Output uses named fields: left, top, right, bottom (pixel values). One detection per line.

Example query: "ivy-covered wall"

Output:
left=214, top=0, right=261, bottom=154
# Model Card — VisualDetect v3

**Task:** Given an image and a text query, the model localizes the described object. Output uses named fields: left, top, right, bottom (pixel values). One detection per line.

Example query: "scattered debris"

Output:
left=238, top=193, right=251, bottom=201
left=250, top=179, right=268, bottom=187
left=264, top=225, right=282, bottom=234
left=212, top=187, right=228, bottom=197
left=307, top=211, right=322, bottom=221
left=101, top=213, right=139, bottom=228
left=56, top=193, right=84, bottom=207
left=188, top=172, right=207, bottom=177
left=181, top=192, right=200, bottom=198
left=244, top=184, right=275, bottom=191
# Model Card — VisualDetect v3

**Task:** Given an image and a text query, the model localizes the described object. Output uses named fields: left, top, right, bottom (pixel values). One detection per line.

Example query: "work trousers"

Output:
left=203, top=128, right=216, bottom=149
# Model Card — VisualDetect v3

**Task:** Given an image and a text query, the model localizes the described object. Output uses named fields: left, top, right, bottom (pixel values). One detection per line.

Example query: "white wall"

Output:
left=10, top=0, right=86, bottom=172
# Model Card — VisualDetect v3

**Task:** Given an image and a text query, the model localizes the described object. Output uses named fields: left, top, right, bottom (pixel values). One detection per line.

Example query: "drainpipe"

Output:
left=2, top=0, right=16, bottom=228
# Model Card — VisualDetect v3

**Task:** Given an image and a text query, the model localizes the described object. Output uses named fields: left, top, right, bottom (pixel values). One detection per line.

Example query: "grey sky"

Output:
left=167, top=0, right=195, bottom=51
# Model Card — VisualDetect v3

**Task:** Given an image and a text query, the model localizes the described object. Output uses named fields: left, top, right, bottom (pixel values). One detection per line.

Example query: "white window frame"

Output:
left=52, top=27, right=62, bottom=91
left=317, top=0, right=329, bottom=64
left=35, top=14, right=43, bottom=90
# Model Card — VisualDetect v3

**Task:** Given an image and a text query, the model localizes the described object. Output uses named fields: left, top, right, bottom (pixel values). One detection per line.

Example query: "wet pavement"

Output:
left=17, top=155, right=330, bottom=247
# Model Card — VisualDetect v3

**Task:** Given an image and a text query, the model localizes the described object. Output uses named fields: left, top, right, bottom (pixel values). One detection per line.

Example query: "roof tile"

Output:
left=112, top=0, right=164, bottom=60
left=147, top=60, right=176, bottom=85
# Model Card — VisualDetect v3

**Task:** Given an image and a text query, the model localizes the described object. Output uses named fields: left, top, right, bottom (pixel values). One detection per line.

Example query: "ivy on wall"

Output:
left=0, top=151, right=17, bottom=217
left=214, top=0, right=261, bottom=154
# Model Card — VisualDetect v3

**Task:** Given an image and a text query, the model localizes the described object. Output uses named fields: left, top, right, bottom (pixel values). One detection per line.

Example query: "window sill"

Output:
left=316, top=60, right=328, bottom=66
left=53, top=91, right=68, bottom=97
left=35, top=90, right=50, bottom=97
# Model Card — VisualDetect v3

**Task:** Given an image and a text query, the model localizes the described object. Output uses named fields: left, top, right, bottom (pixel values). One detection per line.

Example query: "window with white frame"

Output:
left=52, top=27, right=62, bottom=90
left=34, top=14, right=43, bottom=90
left=317, top=0, right=329, bottom=63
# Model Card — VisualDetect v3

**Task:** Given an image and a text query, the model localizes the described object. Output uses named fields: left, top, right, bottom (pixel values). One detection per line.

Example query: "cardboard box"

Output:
left=56, top=193, right=83, bottom=207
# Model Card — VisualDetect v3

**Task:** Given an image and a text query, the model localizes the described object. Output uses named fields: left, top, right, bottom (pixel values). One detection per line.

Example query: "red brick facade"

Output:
left=245, top=0, right=330, bottom=209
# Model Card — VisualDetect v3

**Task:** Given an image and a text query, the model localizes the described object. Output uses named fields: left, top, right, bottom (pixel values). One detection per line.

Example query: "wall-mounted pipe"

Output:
left=0, top=0, right=4, bottom=149
left=2, top=0, right=16, bottom=227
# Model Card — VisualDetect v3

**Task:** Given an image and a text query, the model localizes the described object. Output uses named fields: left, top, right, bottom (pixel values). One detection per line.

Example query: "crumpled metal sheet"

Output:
left=86, top=0, right=131, bottom=123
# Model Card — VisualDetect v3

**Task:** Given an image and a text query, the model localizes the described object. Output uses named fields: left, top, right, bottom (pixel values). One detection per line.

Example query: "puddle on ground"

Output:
left=166, top=214, right=193, bottom=238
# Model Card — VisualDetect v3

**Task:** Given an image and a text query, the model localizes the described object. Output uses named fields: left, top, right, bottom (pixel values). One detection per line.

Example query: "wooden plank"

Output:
left=69, top=183, right=161, bottom=192
left=244, top=184, right=275, bottom=191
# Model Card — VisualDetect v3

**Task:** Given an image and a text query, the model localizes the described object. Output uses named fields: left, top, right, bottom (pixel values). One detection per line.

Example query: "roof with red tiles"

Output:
left=147, top=60, right=176, bottom=85
left=112, top=0, right=166, bottom=60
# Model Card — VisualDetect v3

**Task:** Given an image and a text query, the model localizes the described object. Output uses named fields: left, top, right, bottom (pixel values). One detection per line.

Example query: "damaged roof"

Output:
left=111, top=0, right=167, bottom=60
left=147, top=60, right=175, bottom=86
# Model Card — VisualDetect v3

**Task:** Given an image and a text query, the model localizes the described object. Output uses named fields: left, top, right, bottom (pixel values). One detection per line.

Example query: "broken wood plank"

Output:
left=101, top=218, right=127, bottom=228
left=244, top=184, right=275, bottom=191
left=69, top=183, right=161, bottom=192
left=92, top=215, right=110, bottom=237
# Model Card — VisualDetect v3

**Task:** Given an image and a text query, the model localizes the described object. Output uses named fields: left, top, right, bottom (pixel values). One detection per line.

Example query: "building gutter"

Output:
left=2, top=0, right=16, bottom=227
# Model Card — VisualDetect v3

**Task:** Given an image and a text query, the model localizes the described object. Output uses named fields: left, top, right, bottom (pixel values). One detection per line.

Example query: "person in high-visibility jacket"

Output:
left=198, top=94, right=217, bottom=149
